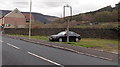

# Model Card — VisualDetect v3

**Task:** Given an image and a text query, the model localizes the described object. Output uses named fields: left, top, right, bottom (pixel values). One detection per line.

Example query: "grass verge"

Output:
left=63, top=38, right=118, bottom=52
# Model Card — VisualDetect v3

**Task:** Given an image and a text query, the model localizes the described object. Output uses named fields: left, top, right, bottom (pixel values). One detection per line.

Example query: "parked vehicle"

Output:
left=49, top=31, right=81, bottom=42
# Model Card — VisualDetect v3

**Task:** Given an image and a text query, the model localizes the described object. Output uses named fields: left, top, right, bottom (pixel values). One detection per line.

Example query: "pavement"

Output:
left=1, top=34, right=119, bottom=67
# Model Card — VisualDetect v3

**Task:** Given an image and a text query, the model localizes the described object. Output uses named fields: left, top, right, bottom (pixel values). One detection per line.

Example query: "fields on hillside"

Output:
left=32, top=22, right=119, bottom=29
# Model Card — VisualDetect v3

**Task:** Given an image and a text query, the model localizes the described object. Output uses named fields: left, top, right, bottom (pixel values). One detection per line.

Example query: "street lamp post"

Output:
left=29, top=0, right=32, bottom=39
left=63, top=4, right=72, bottom=42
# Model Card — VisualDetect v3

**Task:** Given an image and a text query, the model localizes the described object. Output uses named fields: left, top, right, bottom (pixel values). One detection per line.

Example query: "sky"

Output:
left=0, top=0, right=119, bottom=17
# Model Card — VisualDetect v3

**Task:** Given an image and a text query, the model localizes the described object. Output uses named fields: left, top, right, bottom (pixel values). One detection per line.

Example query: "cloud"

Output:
left=43, top=2, right=64, bottom=8
left=14, top=2, right=29, bottom=5
left=12, top=2, right=29, bottom=8
left=0, top=0, right=119, bottom=17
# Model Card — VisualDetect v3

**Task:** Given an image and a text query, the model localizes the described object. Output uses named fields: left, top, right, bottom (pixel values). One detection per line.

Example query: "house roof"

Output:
left=4, top=8, right=25, bottom=18
left=1, top=8, right=34, bottom=20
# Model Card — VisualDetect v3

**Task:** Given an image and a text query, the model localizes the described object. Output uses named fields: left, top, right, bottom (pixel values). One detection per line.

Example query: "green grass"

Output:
left=31, top=36, right=49, bottom=41
left=63, top=38, right=119, bottom=52
left=9, top=34, right=49, bottom=41
left=9, top=34, right=119, bottom=52
left=74, top=25, right=90, bottom=28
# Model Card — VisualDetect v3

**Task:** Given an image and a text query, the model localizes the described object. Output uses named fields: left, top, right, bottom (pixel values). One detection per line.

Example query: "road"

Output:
left=0, top=34, right=2, bottom=67
left=1, top=36, right=118, bottom=66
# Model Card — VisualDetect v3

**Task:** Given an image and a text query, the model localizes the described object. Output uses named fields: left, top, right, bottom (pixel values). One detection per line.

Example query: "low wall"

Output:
left=4, top=28, right=119, bottom=39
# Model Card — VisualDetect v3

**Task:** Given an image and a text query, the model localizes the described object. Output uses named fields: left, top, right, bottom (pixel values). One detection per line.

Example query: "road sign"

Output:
left=5, top=24, right=11, bottom=27
left=8, top=24, right=11, bottom=27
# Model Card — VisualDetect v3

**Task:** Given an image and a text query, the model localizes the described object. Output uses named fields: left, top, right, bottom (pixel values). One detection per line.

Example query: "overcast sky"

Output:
left=0, top=0, right=119, bottom=17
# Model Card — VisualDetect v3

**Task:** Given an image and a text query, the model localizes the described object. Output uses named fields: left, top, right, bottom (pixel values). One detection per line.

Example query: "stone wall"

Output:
left=4, top=28, right=119, bottom=39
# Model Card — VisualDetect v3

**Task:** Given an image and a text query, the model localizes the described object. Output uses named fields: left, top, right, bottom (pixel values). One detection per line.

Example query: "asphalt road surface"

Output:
left=1, top=36, right=118, bottom=66
left=0, top=33, right=2, bottom=67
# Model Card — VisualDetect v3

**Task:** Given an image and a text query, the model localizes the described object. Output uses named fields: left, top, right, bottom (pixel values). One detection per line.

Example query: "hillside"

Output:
left=73, top=5, right=118, bottom=22
left=55, top=3, right=119, bottom=24
left=0, top=10, right=58, bottom=23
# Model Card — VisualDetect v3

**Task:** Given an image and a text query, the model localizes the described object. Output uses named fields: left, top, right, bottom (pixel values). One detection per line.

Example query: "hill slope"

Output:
left=55, top=3, right=119, bottom=23
left=0, top=10, right=58, bottom=23
left=72, top=4, right=118, bottom=22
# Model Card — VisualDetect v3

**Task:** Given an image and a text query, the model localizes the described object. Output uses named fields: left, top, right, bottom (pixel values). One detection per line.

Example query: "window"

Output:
left=58, top=32, right=66, bottom=35
left=26, top=19, right=30, bottom=22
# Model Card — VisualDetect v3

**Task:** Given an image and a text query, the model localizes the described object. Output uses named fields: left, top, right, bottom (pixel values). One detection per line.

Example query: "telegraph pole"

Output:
left=63, top=4, right=72, bottom=42
left=29, top=0, right=32, bottom=39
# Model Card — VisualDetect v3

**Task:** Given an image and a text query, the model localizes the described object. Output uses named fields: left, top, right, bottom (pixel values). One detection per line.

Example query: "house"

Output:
left=23, top=13, right=34, bottom=22
left=0, top=8, right=34, bottom=28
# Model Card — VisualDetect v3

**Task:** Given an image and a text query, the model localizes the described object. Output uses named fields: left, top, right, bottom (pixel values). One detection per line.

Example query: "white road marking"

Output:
left=28, top=52, right=64, bottom=67
left=7, top=43, right=20, bottom=50
left=0, top=40, right=3, bottom=43
left=99, top=56, right=112, bottom=61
